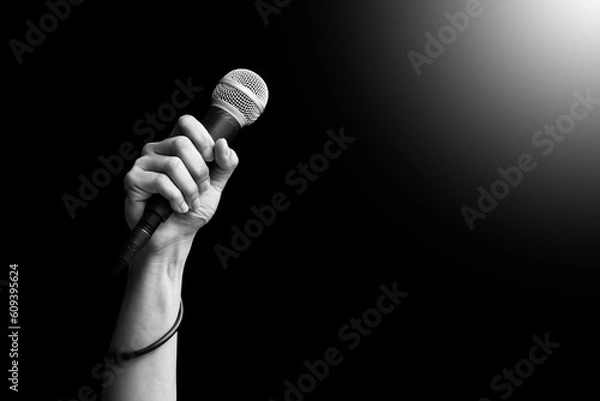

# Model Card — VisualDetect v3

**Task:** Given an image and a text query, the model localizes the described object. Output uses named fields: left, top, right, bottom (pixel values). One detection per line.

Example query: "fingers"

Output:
left=143, top=135, right=210, bottom=191
left=125, top=168, right=192, bottom=214
left=211, top=138, right=239, bottom=191
left=170, top=115, right=215, bottom=162
left=136, top=154, right=202, bottom=208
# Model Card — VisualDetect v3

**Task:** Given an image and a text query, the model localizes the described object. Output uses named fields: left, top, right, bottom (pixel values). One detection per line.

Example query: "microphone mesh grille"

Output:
left=211, top=69, right=269, bottom=126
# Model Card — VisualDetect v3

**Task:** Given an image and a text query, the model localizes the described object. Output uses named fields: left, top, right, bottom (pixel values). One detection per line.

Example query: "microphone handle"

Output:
left=112, top=106, right=241, bottom=276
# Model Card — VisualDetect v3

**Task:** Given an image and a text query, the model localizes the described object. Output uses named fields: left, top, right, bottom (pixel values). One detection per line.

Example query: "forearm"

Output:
left=102, top=239, right=193, bottom=401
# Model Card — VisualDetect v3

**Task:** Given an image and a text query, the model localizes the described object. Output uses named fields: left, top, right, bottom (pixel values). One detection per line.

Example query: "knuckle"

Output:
left=133, top=156, right=147, bottom=168
left=141, top=142, right=155, bottom=156
left=165, top=156, right=183, bottom=173
left=178, top=114, right=194, bottom=124
left=154, top=175, right=178, bottom=201
left=176, top=114, right=196, bottom=131
left=172, top=135, right=193, bottom=152
left=154, top=174, right=169, bottom=190
left=123, top=170, right=136, bottom=191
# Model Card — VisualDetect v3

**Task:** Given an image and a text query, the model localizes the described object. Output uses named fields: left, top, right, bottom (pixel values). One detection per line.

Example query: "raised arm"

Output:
left=102, top=115, right=239, bottom=401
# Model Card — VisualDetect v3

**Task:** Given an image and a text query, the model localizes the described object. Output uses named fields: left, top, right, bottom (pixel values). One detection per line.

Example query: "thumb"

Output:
left=210, top=138, right=239, bottom=191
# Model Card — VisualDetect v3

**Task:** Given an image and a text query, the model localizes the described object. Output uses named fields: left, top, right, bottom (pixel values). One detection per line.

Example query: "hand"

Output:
left=123, top=115, right=239, bottom=255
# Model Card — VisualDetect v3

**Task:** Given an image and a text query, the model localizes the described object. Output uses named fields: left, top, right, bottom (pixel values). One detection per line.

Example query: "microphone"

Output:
left=112, top=69, right=269, bottom=277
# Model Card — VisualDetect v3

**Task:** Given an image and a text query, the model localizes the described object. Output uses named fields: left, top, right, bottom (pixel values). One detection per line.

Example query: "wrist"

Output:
left=131, top=235, right=195, bottom=284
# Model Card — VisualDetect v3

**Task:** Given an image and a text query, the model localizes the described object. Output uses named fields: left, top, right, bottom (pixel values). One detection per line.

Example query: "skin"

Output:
left=102, top=115, right=239, bottom=401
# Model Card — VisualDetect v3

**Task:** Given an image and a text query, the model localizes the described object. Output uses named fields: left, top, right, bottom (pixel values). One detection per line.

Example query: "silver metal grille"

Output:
left=211, top=69, right=269, bottom=126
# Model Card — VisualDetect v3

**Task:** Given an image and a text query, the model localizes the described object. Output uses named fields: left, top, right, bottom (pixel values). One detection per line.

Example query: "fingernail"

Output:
left=192, top=197, right=201, bottom=210
left=178, top=201, right=189, bottom=213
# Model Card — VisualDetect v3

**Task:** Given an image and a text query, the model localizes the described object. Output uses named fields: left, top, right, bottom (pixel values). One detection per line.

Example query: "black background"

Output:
left=4, top=0, right=598, bottom=400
